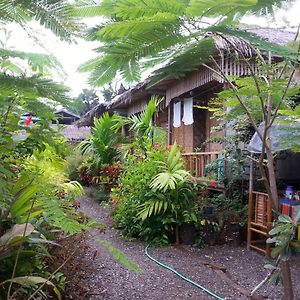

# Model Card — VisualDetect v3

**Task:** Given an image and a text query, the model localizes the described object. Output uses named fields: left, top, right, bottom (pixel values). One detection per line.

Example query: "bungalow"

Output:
left=80, top=28, right=295, bottom=183
left=79, top=28, right=299, bottom=254
left=53, top=109, right=90, bottom=143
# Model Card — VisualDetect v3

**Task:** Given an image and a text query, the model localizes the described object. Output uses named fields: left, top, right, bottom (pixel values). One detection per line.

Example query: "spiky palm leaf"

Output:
left=0, top=74, right=70, bottom=104
left=128, top=96, right=159, bottom=138
left=150, top=143, right=190, bottom=192
left=79, top=112, right=123, bottom=166
left=0, top=47, right=64, bottom=75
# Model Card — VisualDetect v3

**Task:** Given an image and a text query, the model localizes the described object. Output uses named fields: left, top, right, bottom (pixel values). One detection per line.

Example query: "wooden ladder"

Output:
left=247, top=192, right=272, bottom=256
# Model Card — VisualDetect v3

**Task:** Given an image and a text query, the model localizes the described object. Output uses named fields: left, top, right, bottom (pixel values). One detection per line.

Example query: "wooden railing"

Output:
left=182, top=151, right=222, bottom=179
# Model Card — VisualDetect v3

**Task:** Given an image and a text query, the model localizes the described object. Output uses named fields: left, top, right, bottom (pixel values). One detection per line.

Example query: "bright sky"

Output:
left=3, top=0, right=300, bottom=98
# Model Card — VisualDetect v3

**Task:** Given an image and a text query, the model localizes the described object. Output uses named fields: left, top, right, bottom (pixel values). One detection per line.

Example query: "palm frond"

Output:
left=128, top=96, right=160, bottom=138
left=186, top=0, right=261, bottom=17
left=79, top=23, right=187, bottom=85
left=0, top=0, right=31, bottom=24
left=137, top=199, right=170, bottom=220
left=150, top=37, right=216, bottom=82
left=0, top=48, right=63, bottom=74
left=99, top=12, right=179, bottom=39
left=72, top=3, right=113, bottom=18
left=150, top=143, right=190, bottom=192
left=79, top=0, right=293, bottom=86
left=0, top=0, right=81, bottom=41
left=72, top=0, right=118, bottom=18
left=0, top=74, right=70, bottom=104
left=114, top=0, right=186, bottom=20
left=79, top=112, right=123, bottom=165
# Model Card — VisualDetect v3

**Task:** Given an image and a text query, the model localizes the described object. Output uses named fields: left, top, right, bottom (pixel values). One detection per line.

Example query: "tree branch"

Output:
left=214, top=32, right=267, bottom=118
left=203, top=58, right=265, bottom=143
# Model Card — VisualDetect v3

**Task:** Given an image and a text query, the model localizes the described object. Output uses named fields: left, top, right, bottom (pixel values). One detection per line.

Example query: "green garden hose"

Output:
left=145, top=245, right=224, bottom=300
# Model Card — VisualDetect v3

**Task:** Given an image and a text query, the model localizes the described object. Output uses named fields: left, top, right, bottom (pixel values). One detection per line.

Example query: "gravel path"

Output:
left=70, top=188, right=299, bottom=300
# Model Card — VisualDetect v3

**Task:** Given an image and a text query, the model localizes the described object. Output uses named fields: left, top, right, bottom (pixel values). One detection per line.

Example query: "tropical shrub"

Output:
left=79, top=112, right=123, bottom=167
left=77, top=157, right=98, bottom=186
left=65, top=147, right=86, bottom=182
left=0, top=144, right=96, bottom=299
left=112, top=151, right=159, bottom=240
left=94, top=162, right=122, bottom=193
left=112, top=144, right=198, bottom=245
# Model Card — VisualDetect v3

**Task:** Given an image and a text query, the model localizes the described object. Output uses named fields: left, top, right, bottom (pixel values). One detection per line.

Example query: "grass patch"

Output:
left=96, top=239, right=143, bottom=274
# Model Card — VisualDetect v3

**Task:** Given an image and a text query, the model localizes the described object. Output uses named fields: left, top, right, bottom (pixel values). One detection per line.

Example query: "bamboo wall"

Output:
left=166, top=57, right=256, bottom=105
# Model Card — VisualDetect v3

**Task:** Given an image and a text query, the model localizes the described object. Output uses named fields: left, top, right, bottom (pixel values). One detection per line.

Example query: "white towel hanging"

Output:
left=182, top=98, right=194, bottom=125
left=173, top=101, right=181, bottom=128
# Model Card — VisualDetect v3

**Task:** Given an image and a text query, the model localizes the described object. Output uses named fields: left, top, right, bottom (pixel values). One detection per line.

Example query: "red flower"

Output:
left=25, top=115, right=33, bottom=126
left=153, top=143, right=159, bottom=150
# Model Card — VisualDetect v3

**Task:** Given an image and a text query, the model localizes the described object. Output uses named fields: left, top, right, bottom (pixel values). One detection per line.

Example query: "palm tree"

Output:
left=79, top=113, right=123, bottom=166
left=117, top=96, right=167, bottom=155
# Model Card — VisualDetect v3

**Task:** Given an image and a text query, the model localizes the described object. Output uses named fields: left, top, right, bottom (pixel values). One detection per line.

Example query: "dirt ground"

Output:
left=51, top=188, right=300, bottom=300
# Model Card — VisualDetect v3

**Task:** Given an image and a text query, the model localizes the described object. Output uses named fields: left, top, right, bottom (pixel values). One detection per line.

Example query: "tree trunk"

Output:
left=265, top=144, right=293, bottom=299
left=280, top=260, right=294, bottom=300
left=175, top=224, right=180, bottom=244
left=265, top=147, right=279, bottom=210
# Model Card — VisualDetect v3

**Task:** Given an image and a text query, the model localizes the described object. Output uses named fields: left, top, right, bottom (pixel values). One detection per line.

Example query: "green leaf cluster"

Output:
left=267, top=213, right=300, bottom=262
left=112, top=143, right=197, bottom=245
left=76, top=0, right=293, bottom=85
left=0, top=0, right=81, bottom=42
left=150, top=143, right=190, bottom=192
left=79, top=112, right=123, bottom=166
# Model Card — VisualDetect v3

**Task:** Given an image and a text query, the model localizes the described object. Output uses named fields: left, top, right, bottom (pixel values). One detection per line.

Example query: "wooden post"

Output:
left=247, top=153, right=254, bottom=250
left=168, top=102, right=172, bottom=146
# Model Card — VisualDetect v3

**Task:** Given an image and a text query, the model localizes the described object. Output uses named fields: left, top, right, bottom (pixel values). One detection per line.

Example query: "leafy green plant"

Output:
left=207, top=194, right=248, bottom=227
left=76, top=0, right=292, bottom=85
left=150, top=143, right=190, bottom=192
left=112, top=152, right=159, bottom=239
left=79, top=112, right=123, bottom=166
left=93, top=162, right=122, bottom=192
left=0, top=145, right=97, bottom=299
left=113, top=144, right=197, bottom=245
left=0, top=222, right=63, bottom=299
left=77, top=157, right=97, bottom=186
left=268, top=212, right=300, bottom=261
left=65, top=147, right=86, bottom=181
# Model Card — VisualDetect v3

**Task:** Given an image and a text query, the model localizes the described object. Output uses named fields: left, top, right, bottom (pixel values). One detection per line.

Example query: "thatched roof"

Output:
left=51, top=124, right=90, bottom=141
left=78, top=81, right=150, bottom=126
left=78, top=28, right=297, bottom=126
left=77, top=102, right=108, bottom=127
left=54, top=108, right=80, bottom=119
left=248, top=28, right=295, bottom=46
left=213, top=28, right=295, bottom=57
left=105, top=81, right=149, bottom=109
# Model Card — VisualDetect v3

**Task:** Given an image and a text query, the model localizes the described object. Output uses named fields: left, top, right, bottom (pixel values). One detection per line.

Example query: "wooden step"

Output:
left=250, top=222, right=268, bottom=230
left=249, top=244, right=266, bottom=255
left=249, top=227, right=269, bottom=236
